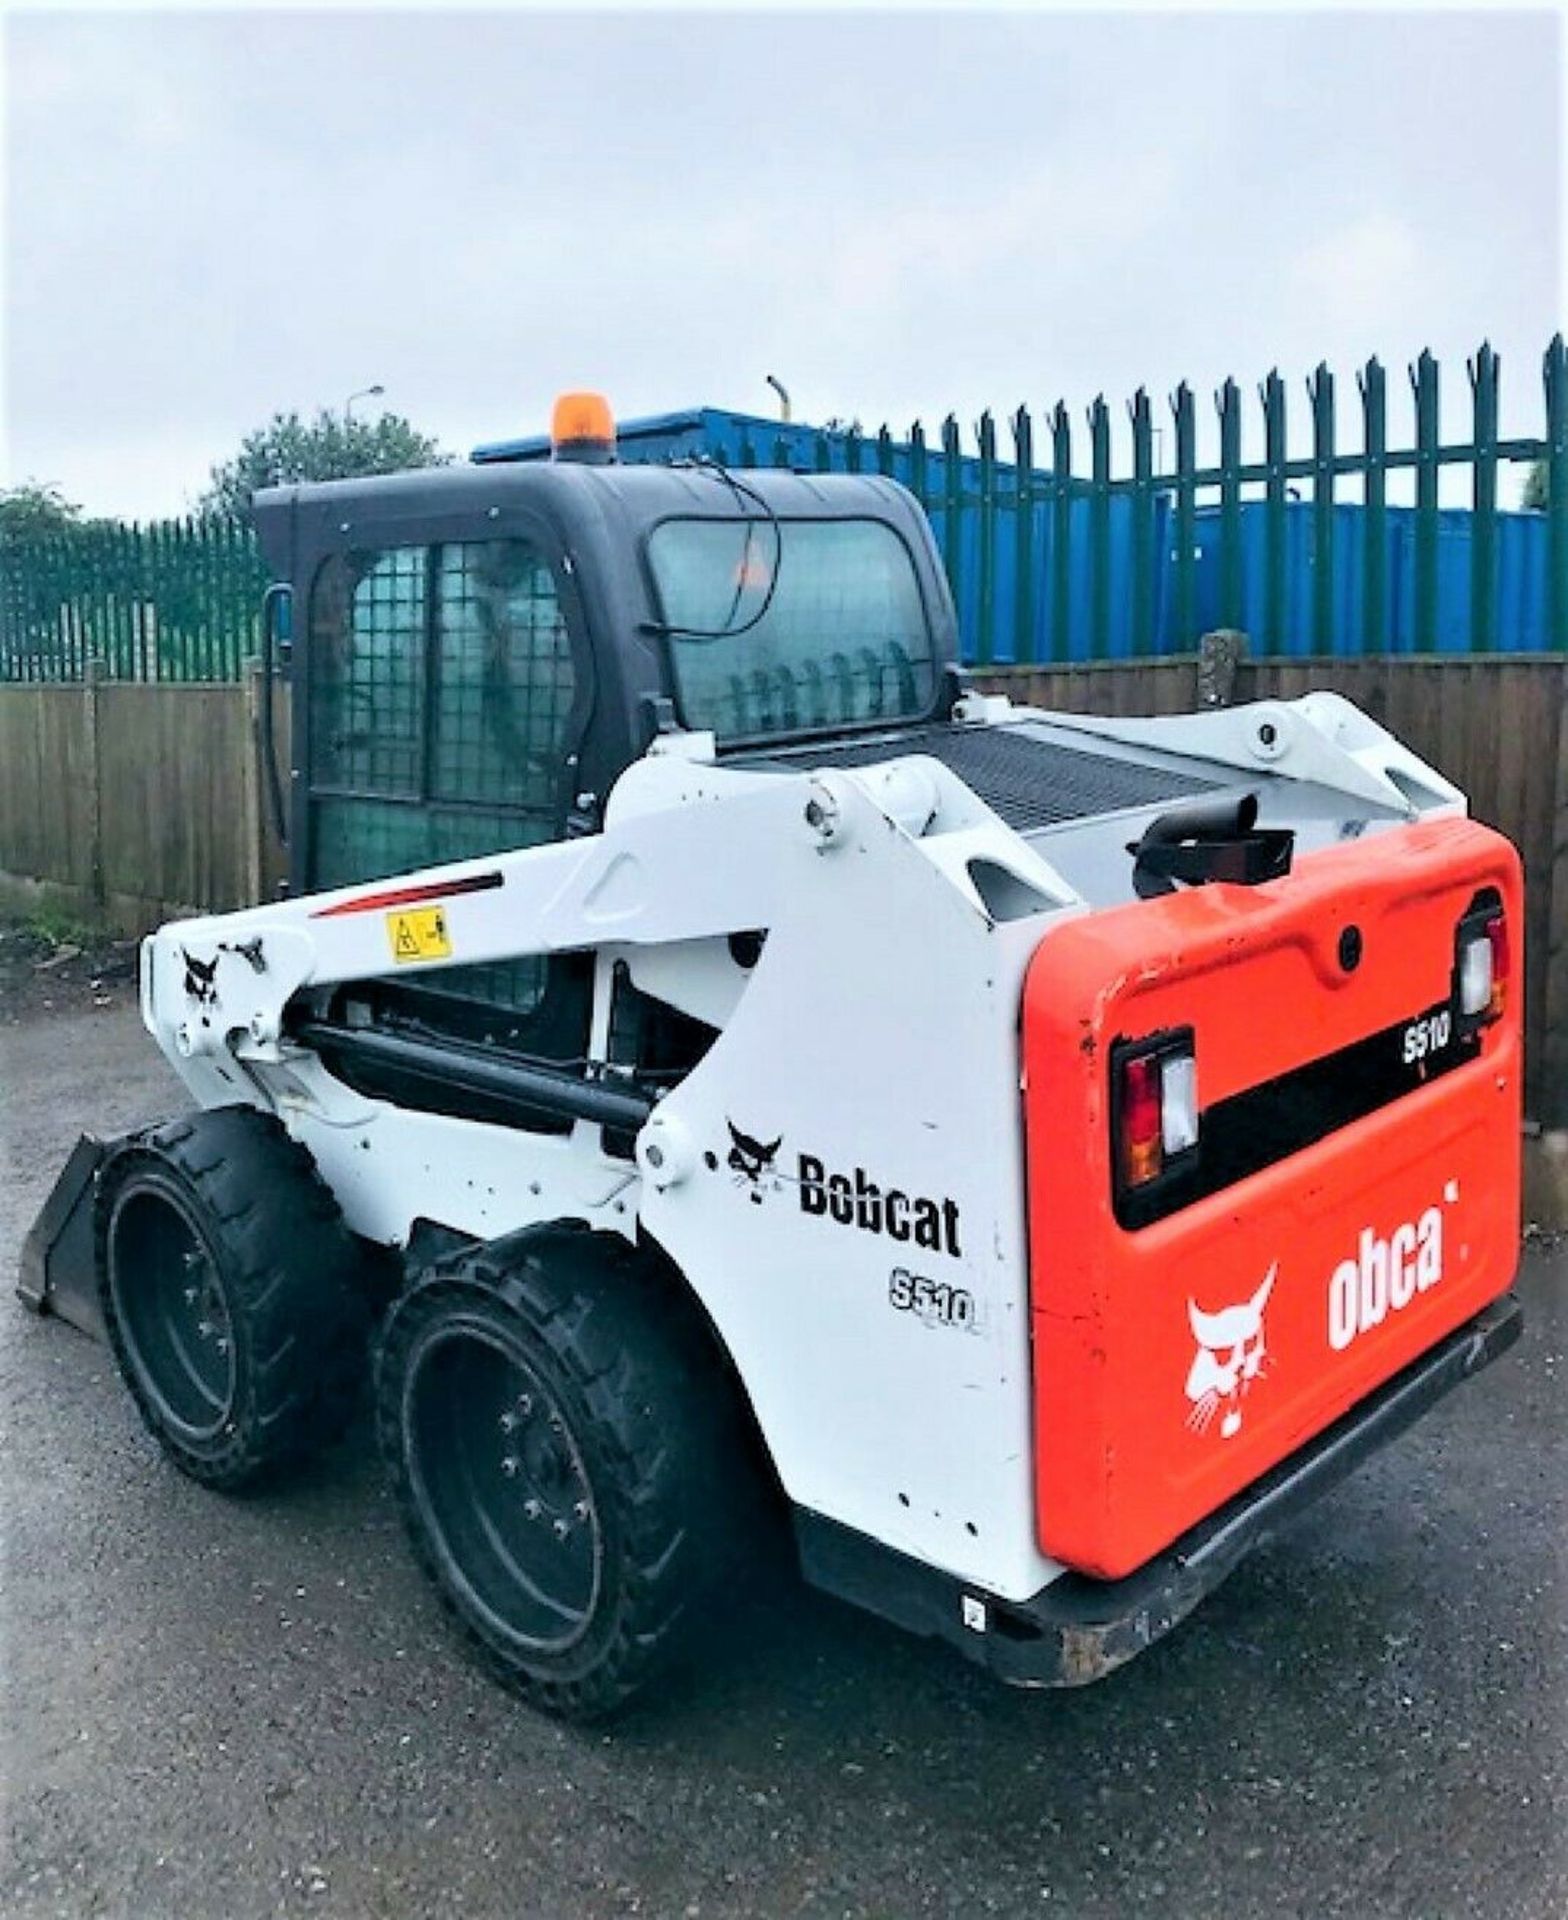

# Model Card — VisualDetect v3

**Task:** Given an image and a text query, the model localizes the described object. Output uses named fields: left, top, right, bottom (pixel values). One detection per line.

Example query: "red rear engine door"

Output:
left=1022, top=816, right=1522, bottom=1580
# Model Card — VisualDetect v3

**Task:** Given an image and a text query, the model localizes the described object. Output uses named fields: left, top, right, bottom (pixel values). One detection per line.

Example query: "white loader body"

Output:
left=139, top=691, right=1465, bottom=1608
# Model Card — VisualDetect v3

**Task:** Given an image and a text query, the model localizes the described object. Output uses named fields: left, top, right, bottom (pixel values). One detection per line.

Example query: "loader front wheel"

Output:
left=99, top=1107, right=368, bottom=1490
left=377, top=1234, right=735, bottom=1722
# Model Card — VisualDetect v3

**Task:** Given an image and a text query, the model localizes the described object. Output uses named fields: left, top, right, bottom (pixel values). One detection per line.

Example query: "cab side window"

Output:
left=309, top=545, right=427, bottom=802
left=307, top=536, right=581, bottom=1017
left=429, top=542, right=577, bottom=811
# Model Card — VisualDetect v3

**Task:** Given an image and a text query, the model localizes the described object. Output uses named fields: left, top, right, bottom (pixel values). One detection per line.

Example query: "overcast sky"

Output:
left=2, top=5, right=1561, bottom=519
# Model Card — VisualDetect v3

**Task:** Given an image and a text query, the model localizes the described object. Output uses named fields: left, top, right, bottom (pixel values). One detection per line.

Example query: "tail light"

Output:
left=1112, top=1029, right=1199, bottom=1219
left=1120, top=1054, right=1163, bottom=1187
left=1484, top=912, right=1510, bottom=1019
left=1455, top=898, right=1509, bottom=1030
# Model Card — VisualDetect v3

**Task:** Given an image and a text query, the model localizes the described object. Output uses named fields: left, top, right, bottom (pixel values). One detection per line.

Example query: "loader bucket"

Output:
left=16, top=1134, right=114, bottom=1341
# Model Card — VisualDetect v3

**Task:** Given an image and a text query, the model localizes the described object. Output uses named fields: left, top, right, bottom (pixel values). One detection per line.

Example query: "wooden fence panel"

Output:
left=988, top=660, right=1198, bottom=714
left=95, top=684, right=260, bottom=917
left=0, top=687, right=94, bottom=890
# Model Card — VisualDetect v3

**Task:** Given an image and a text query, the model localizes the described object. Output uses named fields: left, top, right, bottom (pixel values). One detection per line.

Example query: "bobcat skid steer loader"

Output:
left=20, top=395, right=1523, bottom=1721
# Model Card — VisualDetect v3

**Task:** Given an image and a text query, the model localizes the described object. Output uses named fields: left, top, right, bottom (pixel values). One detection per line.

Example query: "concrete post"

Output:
left=1196, top=629, right=1248, bottom=709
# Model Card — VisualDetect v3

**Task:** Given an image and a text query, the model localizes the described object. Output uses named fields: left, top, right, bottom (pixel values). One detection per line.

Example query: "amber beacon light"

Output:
left=551, top=391, right=617, bottom=464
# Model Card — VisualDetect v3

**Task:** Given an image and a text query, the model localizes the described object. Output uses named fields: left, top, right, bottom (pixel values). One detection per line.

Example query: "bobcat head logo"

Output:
left=1185, top=1265, right=1275, bottom=1440
left=727, top=1121, right=782, bottom=1205
left=182, top=948, right=220, bottom=1006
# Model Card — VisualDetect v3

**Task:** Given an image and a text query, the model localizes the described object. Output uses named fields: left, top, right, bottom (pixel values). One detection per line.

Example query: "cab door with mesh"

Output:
left=306, top=532, right=586, bottom=1016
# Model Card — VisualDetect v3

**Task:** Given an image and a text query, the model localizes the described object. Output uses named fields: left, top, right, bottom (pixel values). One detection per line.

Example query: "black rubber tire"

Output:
left=376, top=1230, right=740, bottom=1722
left=98, top=1106, right=369, bottom=1490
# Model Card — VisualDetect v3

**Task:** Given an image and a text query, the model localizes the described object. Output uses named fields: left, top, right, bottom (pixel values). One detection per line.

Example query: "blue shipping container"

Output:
left=1185, top=501, right=1552, bottom=655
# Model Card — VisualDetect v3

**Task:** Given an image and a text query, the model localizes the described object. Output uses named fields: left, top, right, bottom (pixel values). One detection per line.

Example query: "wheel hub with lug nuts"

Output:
left=498, top=1391, right=592, bottom=1540
left=182, top=1249, right=231, bottom=1357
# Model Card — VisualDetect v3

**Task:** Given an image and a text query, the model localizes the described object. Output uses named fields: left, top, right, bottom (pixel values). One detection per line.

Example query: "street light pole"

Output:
left=345, top=384, right=385, bottom=422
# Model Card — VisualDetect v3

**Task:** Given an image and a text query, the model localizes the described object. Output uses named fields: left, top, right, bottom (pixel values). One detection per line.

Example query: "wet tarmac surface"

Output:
left=3, top=1002, right=1564, bottom=1918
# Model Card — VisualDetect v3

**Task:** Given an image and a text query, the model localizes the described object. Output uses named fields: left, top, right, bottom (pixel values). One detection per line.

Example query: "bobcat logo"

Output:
left=1185, top=1265, right=1275, bottom=1440
left=727, top=1122, right=782, bottom=1205
left=181, top=948, right=220, bottom=1006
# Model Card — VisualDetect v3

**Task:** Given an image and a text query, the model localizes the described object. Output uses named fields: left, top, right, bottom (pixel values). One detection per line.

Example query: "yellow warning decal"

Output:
left=386, top=906, right=452, bottom=963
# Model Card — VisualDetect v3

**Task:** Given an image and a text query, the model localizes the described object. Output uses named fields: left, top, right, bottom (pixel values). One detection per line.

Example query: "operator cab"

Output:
left=249, top=394, right=961, bottom=1104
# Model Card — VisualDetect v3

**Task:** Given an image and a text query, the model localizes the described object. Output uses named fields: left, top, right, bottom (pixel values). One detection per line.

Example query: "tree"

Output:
left=1523, top=458, right=1549, bottom=511
left=200, top=408, right=451, bottom=519
left=0, top=481, right=85, bottom=544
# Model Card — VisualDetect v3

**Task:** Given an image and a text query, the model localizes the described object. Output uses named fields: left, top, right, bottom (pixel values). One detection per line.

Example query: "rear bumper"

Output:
left=796, top=1290, right=1522, bottom=1688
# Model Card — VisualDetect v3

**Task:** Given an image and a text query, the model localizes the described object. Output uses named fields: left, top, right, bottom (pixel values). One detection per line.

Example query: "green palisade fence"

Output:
left=0, top=517, right=269, bottom=683
left=3, top=336, right=1565, bottom=682
left=733, top=335, right=1564, bottom=664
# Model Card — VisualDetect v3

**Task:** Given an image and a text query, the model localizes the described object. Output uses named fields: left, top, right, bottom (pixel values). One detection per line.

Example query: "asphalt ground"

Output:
left=2, top=993, right=1565, bottom=1920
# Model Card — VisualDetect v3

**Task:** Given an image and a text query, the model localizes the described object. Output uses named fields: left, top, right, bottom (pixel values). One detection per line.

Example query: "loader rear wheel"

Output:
left=99, top=1107, right=368, bottom=1490
left=377, top=1233, right=736, bottom=1722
